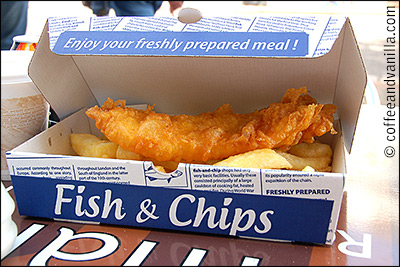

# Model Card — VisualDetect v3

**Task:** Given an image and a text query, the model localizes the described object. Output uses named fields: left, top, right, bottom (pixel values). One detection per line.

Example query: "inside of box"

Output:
left=71, top=54, right=341, bottom=116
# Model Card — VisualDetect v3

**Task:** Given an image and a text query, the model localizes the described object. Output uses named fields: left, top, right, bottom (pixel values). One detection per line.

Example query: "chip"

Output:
left=213, top=148, right=293, bottom=169
left=70, top=133, right=118, bottom=158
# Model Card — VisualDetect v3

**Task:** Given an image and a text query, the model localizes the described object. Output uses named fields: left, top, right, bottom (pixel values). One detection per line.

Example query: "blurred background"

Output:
left=14, top=1, right=400, bottom=105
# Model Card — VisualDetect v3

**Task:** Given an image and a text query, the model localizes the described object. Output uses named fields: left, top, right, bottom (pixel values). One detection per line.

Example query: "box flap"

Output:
left=28, top=21, right=97, bottom=121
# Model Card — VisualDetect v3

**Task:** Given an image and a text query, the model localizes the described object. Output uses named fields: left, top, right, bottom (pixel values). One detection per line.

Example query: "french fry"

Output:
left=70, top=133, right=118, bottom=158
left=116, top=145, right=143, bottom=160
left=276, top=151, right=332, bottom=171
left=214, top=143, right=333, bottom=172
left=116, top=145, right=179, bottom=172
left=154, top=165, right=167, bottom=173
left=214, top=148, right=293, bottom=169
left=288, top=142, right=332, bottom=158
left=316, top=166, right=332, bottom=172
left=301, top=166, right=315, bottom=172
left=150, top=159, right=179, bottom=173
left=282, top=142, right=333, bottom=171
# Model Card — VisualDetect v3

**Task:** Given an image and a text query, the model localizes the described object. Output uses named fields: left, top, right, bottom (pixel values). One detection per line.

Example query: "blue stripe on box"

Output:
left=52, top=31, right=309, bottom=57
left=11, top=175, right=332, bottom=244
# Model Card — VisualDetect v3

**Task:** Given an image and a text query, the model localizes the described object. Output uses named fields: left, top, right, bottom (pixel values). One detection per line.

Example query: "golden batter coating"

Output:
left=86, top=86, right=337, bottom=163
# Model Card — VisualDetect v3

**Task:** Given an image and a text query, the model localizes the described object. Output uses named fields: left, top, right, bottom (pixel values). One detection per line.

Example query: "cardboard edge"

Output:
left=334, top=18, right=368, bottom=153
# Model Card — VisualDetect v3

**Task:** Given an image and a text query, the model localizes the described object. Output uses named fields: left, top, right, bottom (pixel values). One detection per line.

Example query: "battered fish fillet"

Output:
left=86, top=87, right=337, bottom=163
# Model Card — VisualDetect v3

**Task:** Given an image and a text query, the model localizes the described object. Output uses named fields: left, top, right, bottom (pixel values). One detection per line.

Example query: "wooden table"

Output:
left=2, top=104, right=398, bottom=266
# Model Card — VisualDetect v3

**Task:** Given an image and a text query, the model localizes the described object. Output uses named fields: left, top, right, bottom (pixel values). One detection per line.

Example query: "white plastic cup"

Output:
left=1, top=51, right=50, bottom=180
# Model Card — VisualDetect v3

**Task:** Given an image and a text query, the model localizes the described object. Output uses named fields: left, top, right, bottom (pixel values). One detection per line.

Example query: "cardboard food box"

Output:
left=6, top=14, right=366, bottom=245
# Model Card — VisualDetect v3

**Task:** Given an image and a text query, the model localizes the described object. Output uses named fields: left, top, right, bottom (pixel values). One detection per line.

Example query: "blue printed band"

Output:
left=52, top=31, right=309, bottom=57
left=12, top=175, right=331, bottom=244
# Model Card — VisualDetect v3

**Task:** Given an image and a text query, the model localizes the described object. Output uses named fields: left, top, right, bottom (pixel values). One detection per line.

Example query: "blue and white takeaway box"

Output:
left=6, top=14, right=366, bottom=245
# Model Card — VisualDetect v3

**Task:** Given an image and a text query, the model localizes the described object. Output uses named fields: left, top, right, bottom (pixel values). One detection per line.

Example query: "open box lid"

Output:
left=28, top=15, right=366, bottom=153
